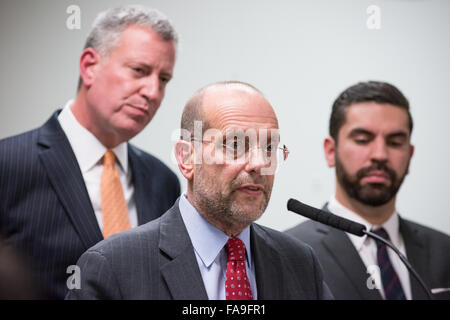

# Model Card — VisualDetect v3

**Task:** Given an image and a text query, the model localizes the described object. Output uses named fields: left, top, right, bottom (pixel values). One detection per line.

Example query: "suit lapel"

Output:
left=251, top=225, right=307, bottom=299
left=159, top=200, right=208, bottom=299
left=320, top=225, right=382, bottom=299
left=37, top=111, right=103, bottom=250
left=400, top=218, right=429, bottom=299
left=128, top=145, right=158, bottom=224
left=251, top=225, right=281, bottom=299
left=320, top=204, right=382, bottom=299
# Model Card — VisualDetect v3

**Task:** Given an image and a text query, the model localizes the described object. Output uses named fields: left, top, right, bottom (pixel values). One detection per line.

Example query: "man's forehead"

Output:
left=202, top=86, right=279, bottom=131
left=343, top=102, right=410, bottom=133
left=110, top=25, right=175, bottom=58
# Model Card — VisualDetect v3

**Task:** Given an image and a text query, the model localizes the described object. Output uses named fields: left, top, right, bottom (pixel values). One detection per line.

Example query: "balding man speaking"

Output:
left=67, top=81, right=333, bottom=300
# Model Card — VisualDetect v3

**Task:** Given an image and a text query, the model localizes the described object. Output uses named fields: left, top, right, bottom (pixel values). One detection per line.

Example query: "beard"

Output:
left=192, top=166, right=272, bottom=230
left=335, top=153, right=409, bottom=207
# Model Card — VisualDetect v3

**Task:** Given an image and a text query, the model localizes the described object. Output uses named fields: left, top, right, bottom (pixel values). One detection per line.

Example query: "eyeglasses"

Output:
left=191, top=138, right=289, bottom=166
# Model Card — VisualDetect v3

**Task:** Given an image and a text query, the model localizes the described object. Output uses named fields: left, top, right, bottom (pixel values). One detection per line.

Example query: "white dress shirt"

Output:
left=178, top=193, right=258, bottom=300
left=58, top=100, right=138, bottom=233
left=328, top=196, right=412, bottom=300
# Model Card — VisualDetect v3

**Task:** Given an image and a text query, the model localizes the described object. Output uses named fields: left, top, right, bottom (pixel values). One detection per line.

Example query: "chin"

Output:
left=242, top=204, right=266, bottom=220
left=125, top=116, right=150, bottom=130
left=114, top=126, right=142, bottom=142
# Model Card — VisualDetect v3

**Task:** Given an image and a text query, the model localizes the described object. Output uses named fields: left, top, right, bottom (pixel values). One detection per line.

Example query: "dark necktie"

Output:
left=225, top=238, right=253, bottom=300
left=372, top=228, right=406, bottom=300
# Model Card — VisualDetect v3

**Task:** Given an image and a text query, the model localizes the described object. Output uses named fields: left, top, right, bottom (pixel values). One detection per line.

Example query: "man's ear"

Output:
left=79, top=48, right=101, bottom=88
left=409, top=144, right=415, bottom=160
left=324, top=136, right=336, bottom=168
left=174, top=140, right=194, bottom=180
left=406, top=144, right=415, bottom=174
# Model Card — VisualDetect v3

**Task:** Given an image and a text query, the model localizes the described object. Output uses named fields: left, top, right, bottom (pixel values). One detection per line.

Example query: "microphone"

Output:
left=287, top=198, right=434, bottom=300
left=287, top=198, right=366, bottom=236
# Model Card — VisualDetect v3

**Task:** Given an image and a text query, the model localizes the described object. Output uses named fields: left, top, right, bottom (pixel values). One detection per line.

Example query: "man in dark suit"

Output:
left=66, top=81, right=333, bottom=300
left=286, top=81, right=450, bottom=300
left=0, top=5, right=180, bottom=299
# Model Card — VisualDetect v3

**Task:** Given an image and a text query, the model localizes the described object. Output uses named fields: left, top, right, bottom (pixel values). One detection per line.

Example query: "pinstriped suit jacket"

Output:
left=0, top=111, right=180, bottom=299
left=66, top=198, right=333, bottom=300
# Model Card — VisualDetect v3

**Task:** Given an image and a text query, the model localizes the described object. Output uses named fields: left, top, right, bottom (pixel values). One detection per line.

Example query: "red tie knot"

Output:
left=226, top=238, right=246, bottom=262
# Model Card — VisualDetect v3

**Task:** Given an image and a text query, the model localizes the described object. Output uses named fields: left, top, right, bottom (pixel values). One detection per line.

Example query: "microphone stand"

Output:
left=287, top=198, right=435, bottom=300
left=363, top=229, right=434, bottom=300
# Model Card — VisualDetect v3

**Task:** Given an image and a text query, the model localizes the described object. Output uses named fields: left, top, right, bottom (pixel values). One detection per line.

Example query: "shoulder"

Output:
left=0, top=129, right=42, bottom=176
left=284, top=219, right=324, bottom=242
left=69, top=217, right=165, bottom=300
left=0, top=128, right=39, bottom=153
left=87, top=217, right=162, bottom=259
left=252, top=223, right=317, bottom=261
left=128, top=143, right=179, bottom=181
left=402, top=218, right=450, bottom=246
left=0, top=111, right=61, bottom=158
left=252, top=223, right=328, bottom=294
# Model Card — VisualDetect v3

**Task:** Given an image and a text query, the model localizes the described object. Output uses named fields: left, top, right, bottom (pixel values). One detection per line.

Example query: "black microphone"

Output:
left=287, top=198, right=434, bottom=300
left=287, top=198, right=367, bottom=236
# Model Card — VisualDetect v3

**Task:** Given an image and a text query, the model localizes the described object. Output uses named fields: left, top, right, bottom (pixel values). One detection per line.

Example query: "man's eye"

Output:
left=354, top=139, right=369, bottom=145
left=228, top=141, right=239, bottom=150
left=160, top=76, right=171, bottom=84
left=133, top=67, right=145, bottom=75
left=388, top=140, right=404, bottom=147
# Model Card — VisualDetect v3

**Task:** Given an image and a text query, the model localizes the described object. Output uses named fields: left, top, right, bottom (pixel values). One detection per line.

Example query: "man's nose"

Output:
left=139, top=75, right=162, bottom=102
left=370, top=138, right=388, bottom=161
left=244, top=147, right=270, bottom=174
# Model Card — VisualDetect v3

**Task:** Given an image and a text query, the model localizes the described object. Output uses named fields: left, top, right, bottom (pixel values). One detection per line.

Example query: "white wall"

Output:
left=1, top=0, right=449, bottom=235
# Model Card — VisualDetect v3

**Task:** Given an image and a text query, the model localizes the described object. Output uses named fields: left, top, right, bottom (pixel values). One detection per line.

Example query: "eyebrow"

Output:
left=348, top=128, right=409, bottom=139
left=130, top=62, right=173, bottom=78
left=386, top=131, right=409, bottom=139
left=348, top=128, right=373, bottom=138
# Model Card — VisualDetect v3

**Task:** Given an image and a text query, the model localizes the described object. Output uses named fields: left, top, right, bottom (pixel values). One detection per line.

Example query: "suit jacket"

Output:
left=0, top=111, right=180, bottom=299
left=285, top=205, right=450, bottom=300
left=66, top=198, right=333, bottom=300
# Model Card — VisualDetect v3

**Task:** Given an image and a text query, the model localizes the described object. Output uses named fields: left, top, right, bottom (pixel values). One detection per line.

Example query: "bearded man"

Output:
left=286, top=81, right=450, bottom=300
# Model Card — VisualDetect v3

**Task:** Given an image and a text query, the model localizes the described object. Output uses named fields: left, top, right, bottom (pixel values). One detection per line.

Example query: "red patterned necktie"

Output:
left=225, top=238, right=253, bottom=300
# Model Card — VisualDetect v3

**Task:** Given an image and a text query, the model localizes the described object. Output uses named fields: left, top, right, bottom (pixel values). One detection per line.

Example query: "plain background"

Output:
left=1, top=0, right=449, bottom=235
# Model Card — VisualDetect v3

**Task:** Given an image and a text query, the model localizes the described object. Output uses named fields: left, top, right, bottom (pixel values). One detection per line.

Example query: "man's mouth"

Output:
left=237, top=184, right=264, bottom=196
left=126, top=104, right=149, bottom=115
left=361, top=170, right=390, bottom=184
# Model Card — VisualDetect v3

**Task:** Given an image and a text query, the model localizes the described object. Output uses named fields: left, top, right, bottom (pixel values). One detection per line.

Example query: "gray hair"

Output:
left=77, top=5, right=178, bottom=90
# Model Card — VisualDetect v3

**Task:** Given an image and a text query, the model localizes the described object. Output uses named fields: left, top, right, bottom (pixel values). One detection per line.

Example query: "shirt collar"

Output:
left=328, top=195, right=400, bottom=251
left=376, top=208, right=401, bottom=248
left=57, top=100, right=128, bottom=173
left=178, top=193, right=253, bottom=269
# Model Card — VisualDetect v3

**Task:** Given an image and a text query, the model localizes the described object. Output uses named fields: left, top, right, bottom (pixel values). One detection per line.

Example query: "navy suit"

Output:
left=0, top=111, right=180, bottom=299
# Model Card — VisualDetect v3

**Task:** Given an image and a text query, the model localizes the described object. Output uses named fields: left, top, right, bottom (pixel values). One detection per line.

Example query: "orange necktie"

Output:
left=101, top=150, right=131, bottom=238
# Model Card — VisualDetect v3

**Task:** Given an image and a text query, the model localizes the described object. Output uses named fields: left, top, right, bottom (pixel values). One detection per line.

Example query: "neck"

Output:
left=335, top=184, right=396, bottom=226
left=71, top=90, right=123, bottom=149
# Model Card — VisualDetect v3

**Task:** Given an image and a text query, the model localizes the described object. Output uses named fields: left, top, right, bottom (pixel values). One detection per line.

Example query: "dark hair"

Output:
left=329, top=81, right=413, bottom=142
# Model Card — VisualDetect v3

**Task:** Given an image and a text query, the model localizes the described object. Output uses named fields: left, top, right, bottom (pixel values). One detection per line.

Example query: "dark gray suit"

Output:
left=285, top=206, right=450, bottom=300
left=66, top=198, right=333, bottom=300
left=0, top=111, right=180, bottom=299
